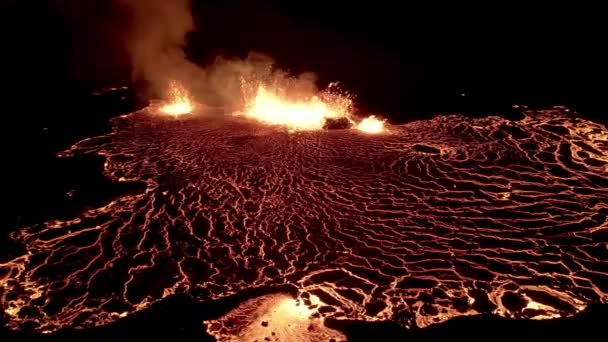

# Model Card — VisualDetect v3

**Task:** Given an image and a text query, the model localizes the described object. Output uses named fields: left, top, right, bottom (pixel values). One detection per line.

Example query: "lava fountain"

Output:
left=159, top=80, right=193, bottom=117
left=239, top=81, right=354, bottom=131
left=356, top=115, right=386, bottom=133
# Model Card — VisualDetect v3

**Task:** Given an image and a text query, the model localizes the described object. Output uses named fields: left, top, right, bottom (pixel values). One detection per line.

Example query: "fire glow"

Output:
left=357, top=115, right=386, bottom=134
left=158, top=78, right=387, bottom=134
left=241, top=84, right=353, bottom=131
left=159, top=81, right=193, bottom=117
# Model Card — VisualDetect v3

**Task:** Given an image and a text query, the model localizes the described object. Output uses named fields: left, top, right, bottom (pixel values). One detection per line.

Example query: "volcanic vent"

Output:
left=1, top=105, right=608, bottom=338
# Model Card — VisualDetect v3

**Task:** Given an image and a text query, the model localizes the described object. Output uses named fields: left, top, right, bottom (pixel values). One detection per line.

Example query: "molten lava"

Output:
left=241, top=85, right=353, bottom=131
left=206, top=294, right=345, bottom=341
left=3, top=105, right=608, bottom=337
left=357, top=115, right=386, bottom=133
left=159, top=81, right=193, bottom=117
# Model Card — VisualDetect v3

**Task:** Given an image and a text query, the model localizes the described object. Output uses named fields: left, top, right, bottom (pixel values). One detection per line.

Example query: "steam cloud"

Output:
left=56, top=0, right=327, bottom=109
left=117, top=0, right=202, bottom=98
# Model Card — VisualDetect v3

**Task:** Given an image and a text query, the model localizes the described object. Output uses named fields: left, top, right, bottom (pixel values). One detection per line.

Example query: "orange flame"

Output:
left=357, top=115, right=386, bottom=133
left=159, top=81, right=193, bottom=117
left=240, top=84, right=353, bottom=131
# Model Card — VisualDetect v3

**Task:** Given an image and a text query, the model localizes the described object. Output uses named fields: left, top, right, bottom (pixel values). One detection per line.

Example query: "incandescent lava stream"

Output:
left=1, top=106, right=608, bottom=337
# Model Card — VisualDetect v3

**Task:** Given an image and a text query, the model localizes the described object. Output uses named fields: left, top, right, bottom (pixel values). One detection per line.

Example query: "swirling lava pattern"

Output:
left=2, top=108, right=608, bottom=335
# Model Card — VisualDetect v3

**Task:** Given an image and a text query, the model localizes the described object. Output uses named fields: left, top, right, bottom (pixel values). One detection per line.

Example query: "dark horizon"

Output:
left=2, top=0, right=607, bottom=121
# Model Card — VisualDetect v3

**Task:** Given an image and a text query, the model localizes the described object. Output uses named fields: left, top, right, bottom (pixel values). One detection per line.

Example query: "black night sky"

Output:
left=2, top=1, right=607, bottom=120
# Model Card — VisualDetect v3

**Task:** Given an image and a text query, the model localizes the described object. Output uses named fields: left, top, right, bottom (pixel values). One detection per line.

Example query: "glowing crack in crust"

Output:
left=1, top=107, right=608, bottom=336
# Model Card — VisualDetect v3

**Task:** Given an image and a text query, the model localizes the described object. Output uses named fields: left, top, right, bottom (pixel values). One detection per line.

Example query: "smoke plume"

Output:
left=56, top=0, right=327, bottom=108
left=117, top=0, right=204, bottom=98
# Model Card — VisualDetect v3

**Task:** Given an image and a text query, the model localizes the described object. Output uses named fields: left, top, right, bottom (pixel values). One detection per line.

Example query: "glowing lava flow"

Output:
left=159, top=81, right=193, bottom=117
left=241, top=85, right=353, bottom=131
left=2, top=107, right=608, bottom=338
left=357, top=115, right=386, bottom=133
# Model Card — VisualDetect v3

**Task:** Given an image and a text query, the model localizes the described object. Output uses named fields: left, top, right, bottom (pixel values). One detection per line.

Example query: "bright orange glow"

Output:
left=206, top=294, right=346, bottom=341
left=159, top=81, right=193, bottom=117
left=241, top=85, right=353, bottom=131
left=357, top=115, right=386, bottom=133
